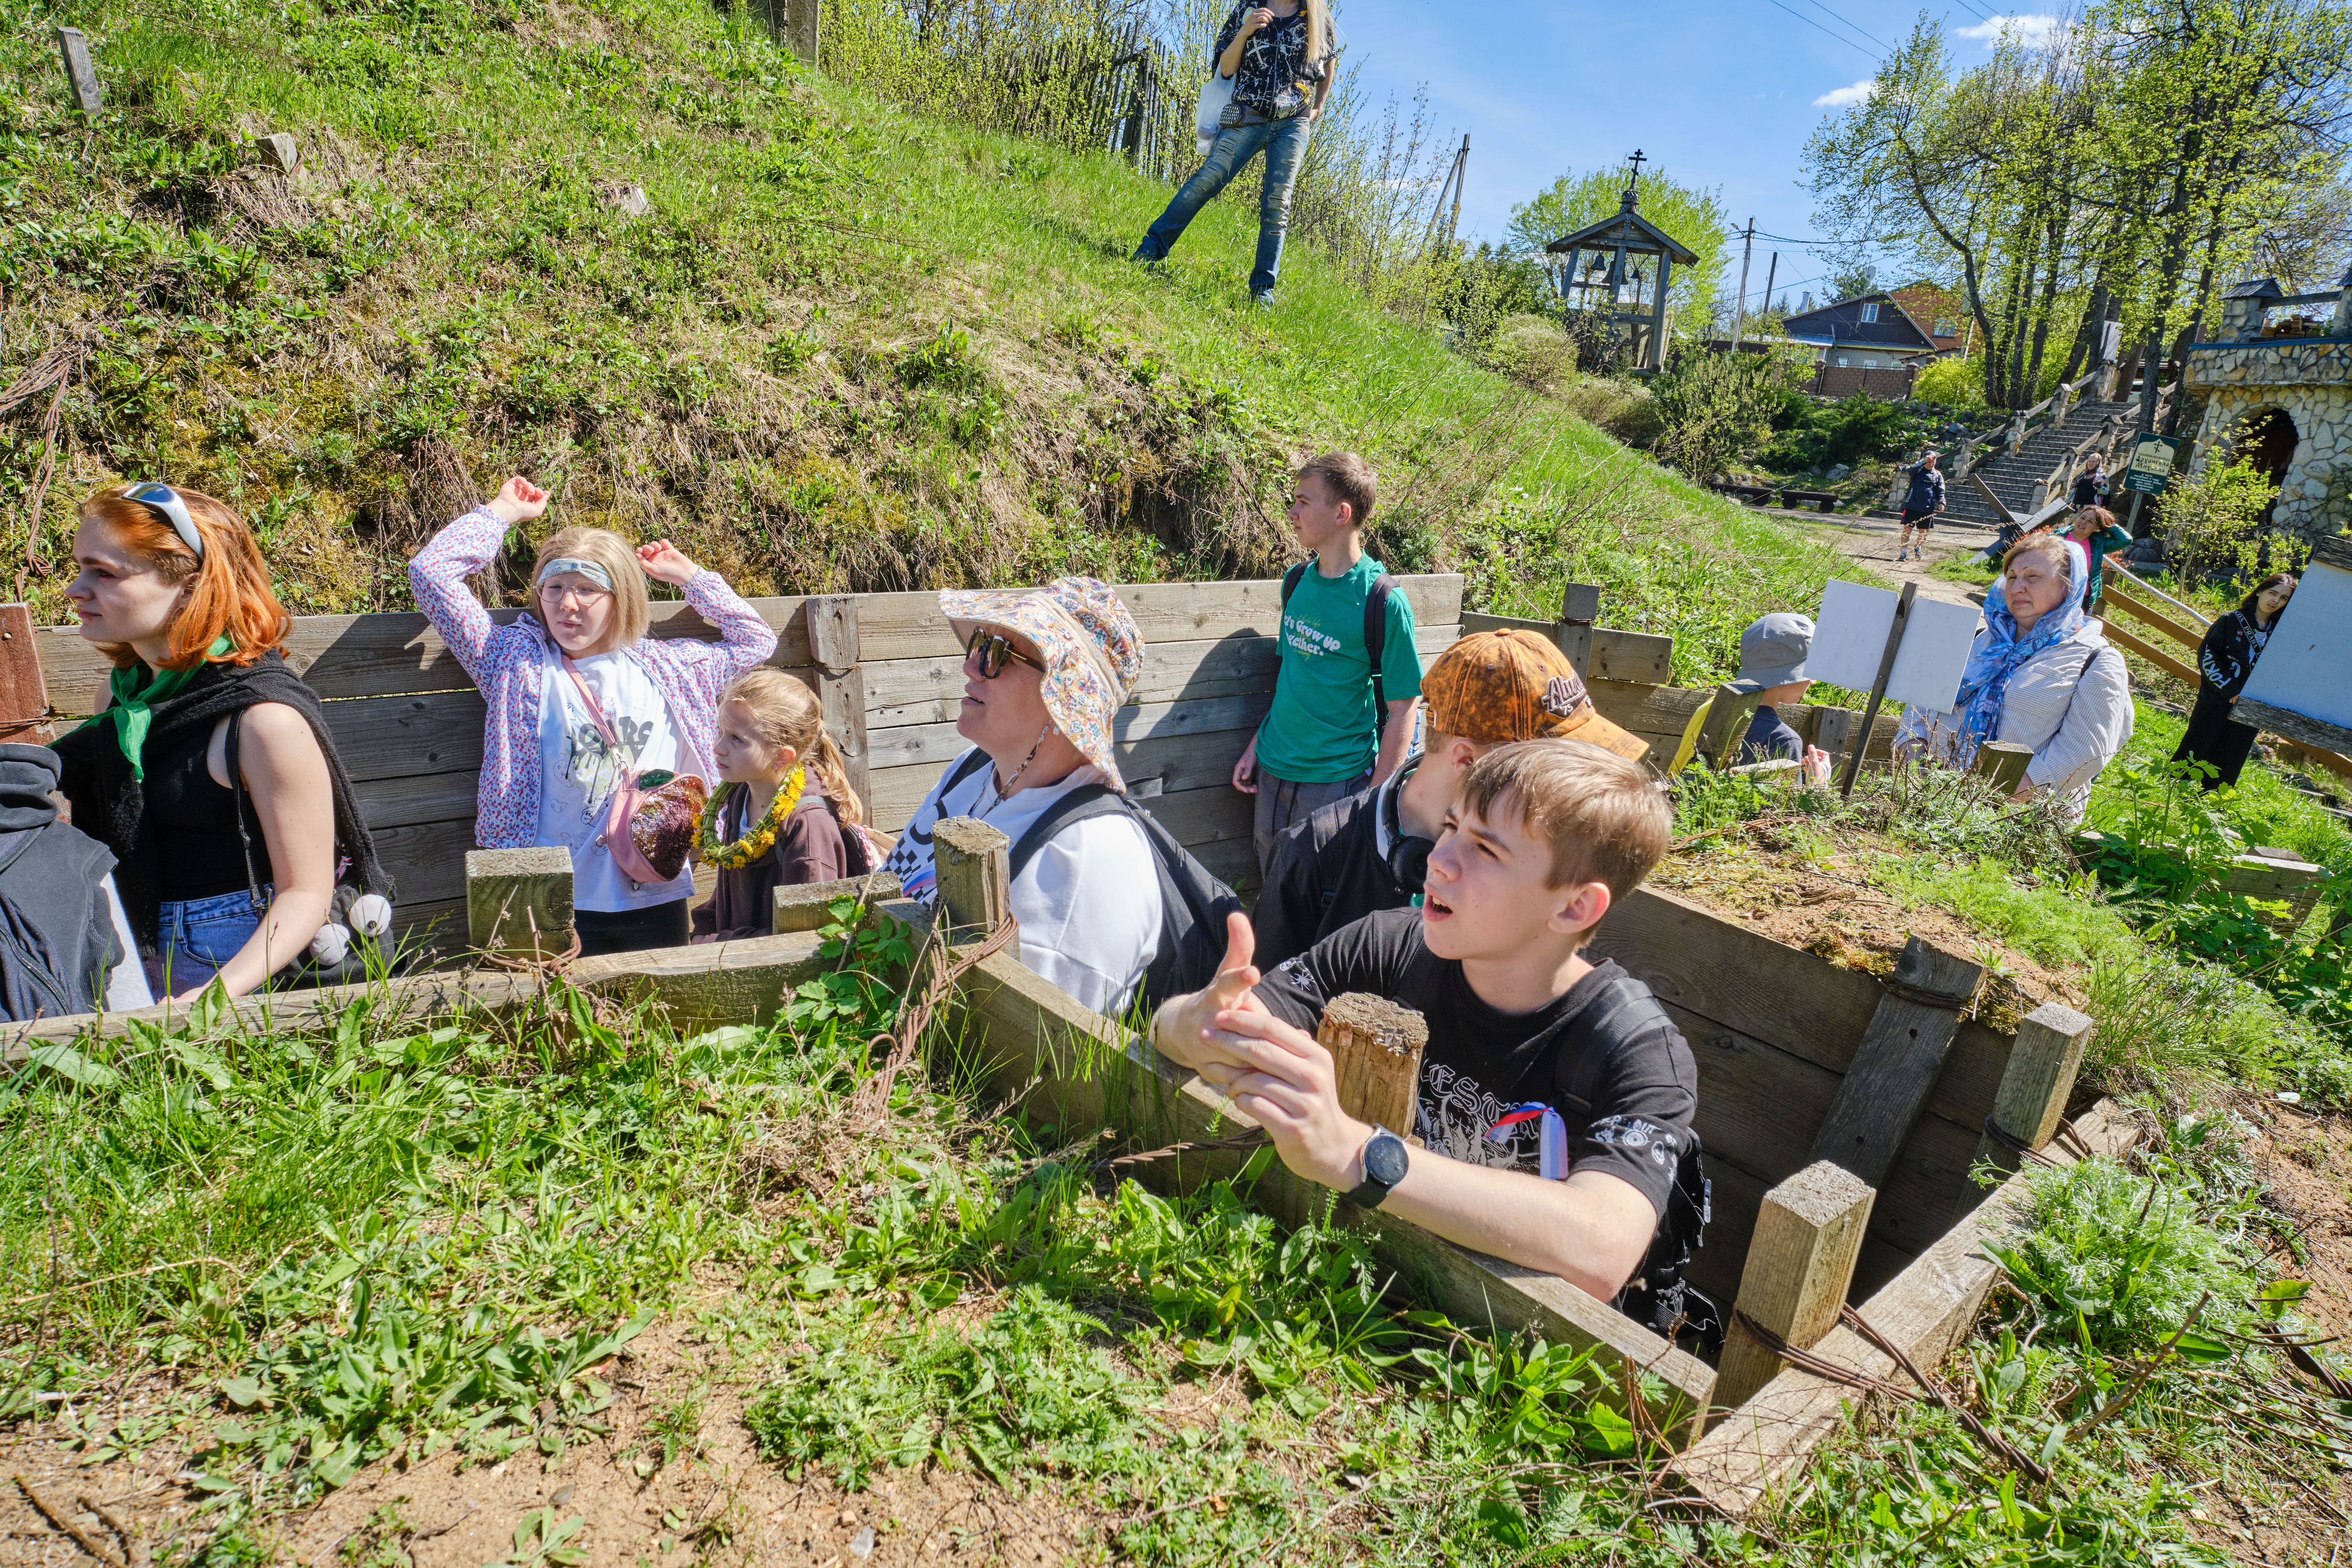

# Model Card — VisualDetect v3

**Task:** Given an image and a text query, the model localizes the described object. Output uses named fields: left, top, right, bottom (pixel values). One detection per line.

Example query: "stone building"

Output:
left=2183, top=269, right=2352, bottom=544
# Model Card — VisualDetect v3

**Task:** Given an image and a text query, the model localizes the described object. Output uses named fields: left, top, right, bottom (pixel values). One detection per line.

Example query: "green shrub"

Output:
left=1914, top=353, right=1986, bottom=407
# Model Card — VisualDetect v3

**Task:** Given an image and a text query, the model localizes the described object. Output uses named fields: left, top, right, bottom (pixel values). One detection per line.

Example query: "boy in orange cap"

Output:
left=1250, top=628, right=1647, bottom=972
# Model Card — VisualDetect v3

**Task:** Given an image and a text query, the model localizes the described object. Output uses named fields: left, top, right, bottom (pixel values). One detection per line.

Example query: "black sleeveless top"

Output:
left=142, top=720, right=271, bottom=902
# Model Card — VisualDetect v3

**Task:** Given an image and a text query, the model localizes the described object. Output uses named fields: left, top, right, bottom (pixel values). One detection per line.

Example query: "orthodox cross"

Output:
left=1625, top=149, right=1648, bottom=186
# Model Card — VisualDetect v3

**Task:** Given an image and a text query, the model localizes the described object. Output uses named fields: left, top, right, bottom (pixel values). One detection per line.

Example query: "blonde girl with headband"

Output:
left=690, top=668, right=876, bottom=942
left=409, top=476, right=777, bottom=955
left=55, top=481, right=387, bottom=998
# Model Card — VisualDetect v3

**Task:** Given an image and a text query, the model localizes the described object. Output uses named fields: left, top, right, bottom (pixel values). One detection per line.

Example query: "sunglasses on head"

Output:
left=122, top=481, right=205, bottom=560
left=966, top=626, right=1046, bottom=679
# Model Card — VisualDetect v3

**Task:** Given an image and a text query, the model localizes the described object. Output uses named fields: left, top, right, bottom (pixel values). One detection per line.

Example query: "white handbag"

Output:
left=1195, top=66, right=1235, bottom=153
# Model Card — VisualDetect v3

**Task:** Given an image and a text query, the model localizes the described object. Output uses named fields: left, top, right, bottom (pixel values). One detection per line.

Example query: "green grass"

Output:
left=3, top=0, right=1846, bottom=682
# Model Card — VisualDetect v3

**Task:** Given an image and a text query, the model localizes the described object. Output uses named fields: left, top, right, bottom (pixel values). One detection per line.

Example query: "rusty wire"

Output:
left=853, top=910, right=1017, bottom=1119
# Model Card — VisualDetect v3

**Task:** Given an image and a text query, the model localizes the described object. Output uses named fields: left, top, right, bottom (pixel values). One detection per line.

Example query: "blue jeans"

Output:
left=151, top=885, right=266, bottom=996
left=1135, top=115, right=1312, bottom=297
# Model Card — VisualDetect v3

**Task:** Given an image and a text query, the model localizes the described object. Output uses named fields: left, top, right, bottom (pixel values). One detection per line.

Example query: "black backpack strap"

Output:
left=1280, top=560, right=1307, bottom=607
left=945, top=747, right=994, bottom=795
left=1363, top=573, right=1395, bottom=724
left=1006, top=782, right=1125, bottom=882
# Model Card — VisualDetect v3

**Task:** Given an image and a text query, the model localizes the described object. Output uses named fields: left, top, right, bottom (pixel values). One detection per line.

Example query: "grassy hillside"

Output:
left=2, top=0, right=1844, bottom=680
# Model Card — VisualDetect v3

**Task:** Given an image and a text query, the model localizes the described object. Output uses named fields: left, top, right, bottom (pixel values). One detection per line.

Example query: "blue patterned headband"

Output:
left=536, top=557, right=614, bottom=591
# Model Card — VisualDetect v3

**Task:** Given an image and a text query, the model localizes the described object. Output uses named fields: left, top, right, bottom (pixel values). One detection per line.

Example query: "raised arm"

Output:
left=635, top=539, right=779, bottom=703
left=408, top=477, right=550, bottom=682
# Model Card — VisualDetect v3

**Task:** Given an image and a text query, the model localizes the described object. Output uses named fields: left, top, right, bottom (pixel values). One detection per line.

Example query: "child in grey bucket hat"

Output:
left=1728, top=612, right=1831, bottom=782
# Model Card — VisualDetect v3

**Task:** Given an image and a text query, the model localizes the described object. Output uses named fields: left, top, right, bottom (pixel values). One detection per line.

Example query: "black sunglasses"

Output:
left=966, top=627, right=1046, bottom=679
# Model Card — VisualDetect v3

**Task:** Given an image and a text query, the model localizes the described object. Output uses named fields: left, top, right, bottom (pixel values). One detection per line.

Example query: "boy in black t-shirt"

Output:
left=1153, top=738, right=1698, bottom=1306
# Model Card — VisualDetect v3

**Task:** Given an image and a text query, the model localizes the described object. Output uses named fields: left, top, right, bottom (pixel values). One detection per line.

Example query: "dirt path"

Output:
left=1769, top=507, right=1997, bottom=610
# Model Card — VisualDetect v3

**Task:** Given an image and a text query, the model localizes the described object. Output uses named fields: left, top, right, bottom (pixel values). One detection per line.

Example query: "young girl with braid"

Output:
left=691, top=668, right=874, bottom=942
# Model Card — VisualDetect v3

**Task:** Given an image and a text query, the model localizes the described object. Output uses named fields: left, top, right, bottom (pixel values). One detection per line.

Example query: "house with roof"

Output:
left=1890, top=282, right=1969, bottom=355
left=1778, top=291, right=1942, bottom=370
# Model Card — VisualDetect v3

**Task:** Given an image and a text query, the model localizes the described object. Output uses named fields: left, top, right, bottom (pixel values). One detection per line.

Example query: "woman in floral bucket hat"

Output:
left=876, top=578, right=1166, bottom=1017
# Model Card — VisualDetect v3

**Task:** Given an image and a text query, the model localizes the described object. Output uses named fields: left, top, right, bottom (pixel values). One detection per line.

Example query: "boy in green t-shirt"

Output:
left=1234, top=452, right=1424, bottom=871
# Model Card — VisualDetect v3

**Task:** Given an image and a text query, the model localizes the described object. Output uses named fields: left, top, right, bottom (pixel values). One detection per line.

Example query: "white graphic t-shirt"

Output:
left=537, top=652, right=690, bottom=913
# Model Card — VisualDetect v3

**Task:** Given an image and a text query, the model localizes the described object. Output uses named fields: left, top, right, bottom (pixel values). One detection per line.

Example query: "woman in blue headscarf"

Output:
left=1893, top=533, right=2133, bottom=820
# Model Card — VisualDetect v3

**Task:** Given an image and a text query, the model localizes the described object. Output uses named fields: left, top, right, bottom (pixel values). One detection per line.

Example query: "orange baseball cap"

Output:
left=1421, top=629, right=1649, bottom=761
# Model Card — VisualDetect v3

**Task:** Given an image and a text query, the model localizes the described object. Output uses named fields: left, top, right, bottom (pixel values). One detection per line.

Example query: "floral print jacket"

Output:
left=409, top=506, right=778, bottom=850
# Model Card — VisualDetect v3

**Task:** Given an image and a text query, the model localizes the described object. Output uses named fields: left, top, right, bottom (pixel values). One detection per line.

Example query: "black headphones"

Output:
left=1383, top=760, right=1435, bottom=894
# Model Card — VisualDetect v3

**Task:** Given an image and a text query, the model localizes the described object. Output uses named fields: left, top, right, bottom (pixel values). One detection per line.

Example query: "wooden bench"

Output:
left=1713, top=482, right=1779, bottom=505
left=1777, top=488, right=1841, bottom=513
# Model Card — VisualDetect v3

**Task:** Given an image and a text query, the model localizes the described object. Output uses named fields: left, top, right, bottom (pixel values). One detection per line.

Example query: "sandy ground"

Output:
left=1764, top=506, right=2001, bottom=610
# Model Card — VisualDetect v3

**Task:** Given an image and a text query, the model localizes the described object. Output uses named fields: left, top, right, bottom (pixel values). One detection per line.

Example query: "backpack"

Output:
left=0, top=821, right=125, bottom=1022
left=937, top=752, right=1246, bottom=1011
left=1281, top=561, right=1400, bottom=744
left=1551, top=972, right=1721, bottom=1357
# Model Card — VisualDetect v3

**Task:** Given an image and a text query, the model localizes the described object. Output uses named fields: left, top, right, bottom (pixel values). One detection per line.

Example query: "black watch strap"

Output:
left=1345, top=1125, right=1409, bottom=1210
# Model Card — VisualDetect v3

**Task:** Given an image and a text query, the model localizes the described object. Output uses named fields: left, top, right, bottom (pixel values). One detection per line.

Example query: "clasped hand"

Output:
left=1156, top=913, right=1370, bottom=1191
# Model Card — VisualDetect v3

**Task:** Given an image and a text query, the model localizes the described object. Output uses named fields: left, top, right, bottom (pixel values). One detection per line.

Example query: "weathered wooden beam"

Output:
left=1694, top=683, right=1765, bottom=770
left=2234, top=697, right=2352, bottom=762
left=933, top=817, right=1011, bottom=940
left=804, top=595, right=870, bottom=812
left=55, top=27, right=101, bottom=112
left=465, top=847, right=574, bottom=958
left=773, top=871, right=905, bottom=934
left=1968, top=740, right=2034, bottom=793
left=945, top=944, right=1718, bottom=1429
left=2103, top=619, right=2201, bottom=685
left=1674, top=1099, right=2139, bottom=1515
left=1319, top=993, right=1426, bottom=1133
left=1559, top=582, right=1602, bottom=678
left=1976, top=1000, right=2093, bottom=1171
left=1808, top=936, right=1984, bottom=1187
left=1711, top=1161, right=1876, bottom=1417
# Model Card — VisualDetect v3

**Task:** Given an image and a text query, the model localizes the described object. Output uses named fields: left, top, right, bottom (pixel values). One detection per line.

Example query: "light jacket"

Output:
left=1894, top=623, right=2133, bottom=820
left=409, top=507, right=778, bottom=850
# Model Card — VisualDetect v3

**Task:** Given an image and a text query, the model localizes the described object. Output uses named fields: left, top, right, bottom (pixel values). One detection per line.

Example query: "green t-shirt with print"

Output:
left=1255, top=554, right=1425, bottom=784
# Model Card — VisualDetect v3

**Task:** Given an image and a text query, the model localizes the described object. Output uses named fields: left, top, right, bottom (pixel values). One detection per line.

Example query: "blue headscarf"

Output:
left=1949, top=548, right=2086, bottom=762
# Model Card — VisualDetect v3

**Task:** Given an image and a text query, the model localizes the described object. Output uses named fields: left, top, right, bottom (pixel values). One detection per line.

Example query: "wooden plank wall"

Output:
left=1588, top=887, right=2019, bottom=1308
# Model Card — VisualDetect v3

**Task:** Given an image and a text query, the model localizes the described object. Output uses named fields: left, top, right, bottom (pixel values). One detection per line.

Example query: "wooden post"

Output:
left=466, top=847, right=575, bottom=959
left=1318, top=992, right=1427, bottom=1134
left=1558, top=582, right=1602, bottom=679
left=1968, top=740, right=2034, bottom=794
left=770, top=0, right=819, bottom=62
left=55, top=27, right=100, bottom=112
left=1977, top=1001, right=2093, bottom=1170
left=1712, top=1160, right=1876, bottom=1416
left=804, top=595, right=870, bottom=812
left=1811, top=706, right=1856, bottom=770
left=772, top=871, right=904, bottom=934
left=1809, top=936, right=1984, bottom=1187
left=1837, top=581, right=1915, bottom=799
left=933, top=818, right=1011, bottom=941
left=0, top=605, right=51, bottom=743
left=1694, top=682, right=1765, bottom=770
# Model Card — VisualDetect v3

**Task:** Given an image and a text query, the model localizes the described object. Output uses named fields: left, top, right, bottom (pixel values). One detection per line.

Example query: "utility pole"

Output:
left=1729, top=217, right=1756, bottom=349
left=1761, top=252, right=1779, bottom=326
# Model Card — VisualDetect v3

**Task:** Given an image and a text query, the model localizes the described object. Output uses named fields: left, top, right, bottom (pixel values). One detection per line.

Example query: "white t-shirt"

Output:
left=537, top=652, right=692, bottom=912
left=880, top=748, right=1163, bottom=1020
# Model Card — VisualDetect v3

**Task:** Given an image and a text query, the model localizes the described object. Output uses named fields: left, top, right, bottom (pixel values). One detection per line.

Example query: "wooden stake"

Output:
left=1969, top=740, right=2034, bottom=794
left=0, top=604, right=52, bottom=743
left=1977, top=1000, right=2093, bottom=1169
left=54, top=28, right=101, bottom=113
left=772, top=871, right=904, bottom=934
left=1694, top=682, right=1766, bottom=771
left=804, top=596, right=870, bottom=811
left=1808, top=934, right=1984, bottom=1187
left=1558, top=582, right=1602, bottom=678
left=1712, top=1160, right=1876, bottom=1416
left=1838, top=580, right=1916, bottom=799
left=1317, top=992, right=1428, bottom=1133
left=465, top=847, right=574, bottom=959
left=932, top=818, right=1011, bottom=941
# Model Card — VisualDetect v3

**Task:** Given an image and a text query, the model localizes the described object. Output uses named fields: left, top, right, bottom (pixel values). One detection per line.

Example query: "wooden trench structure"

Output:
left=11, top=574, right=2131, bottom=1514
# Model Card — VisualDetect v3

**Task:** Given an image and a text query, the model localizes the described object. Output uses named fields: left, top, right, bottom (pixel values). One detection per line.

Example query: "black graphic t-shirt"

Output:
left=1213, top=2, right=1336, bottom=118
left=1253, top=908, right=1698, bottom=1219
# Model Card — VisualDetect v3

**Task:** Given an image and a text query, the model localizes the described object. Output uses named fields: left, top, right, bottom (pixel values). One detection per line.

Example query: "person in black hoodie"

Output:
left=2175, top=572, right=2297, bottom=790
left=53, top=483, right=384, bottom=999
left=0, top=743, right=150, bottom=1018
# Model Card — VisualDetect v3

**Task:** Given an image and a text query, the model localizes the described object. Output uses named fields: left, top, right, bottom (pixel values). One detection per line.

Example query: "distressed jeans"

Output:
left=1135, top=114, right=1312, bottom=297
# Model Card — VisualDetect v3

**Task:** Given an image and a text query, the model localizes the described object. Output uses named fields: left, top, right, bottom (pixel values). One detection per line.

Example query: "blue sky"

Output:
left=1326, top=1, right=2055, bottom=308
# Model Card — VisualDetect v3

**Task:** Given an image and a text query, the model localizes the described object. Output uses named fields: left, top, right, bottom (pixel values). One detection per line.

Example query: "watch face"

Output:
left=1364, top=1131, right=1410, bottom=1186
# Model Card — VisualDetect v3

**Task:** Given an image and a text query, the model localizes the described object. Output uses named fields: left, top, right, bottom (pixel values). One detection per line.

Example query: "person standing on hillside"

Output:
left=2070, top=453, right=2110, bottom=510
left=1234, top=453, right=1423, bottom=873
left=1130, top=0, right=1338, bottom=307
left=2176, top=572, right=2297, bottom=790
left=1895, top=450, right=1945, bottom=562
left=2064, top=505, right=2132, bottom=612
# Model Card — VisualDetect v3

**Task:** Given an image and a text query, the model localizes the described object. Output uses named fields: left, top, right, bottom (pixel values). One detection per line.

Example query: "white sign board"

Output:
left=2238, top=551, right=2352, bottom=735
left=1807, top=580, right=1983, bottom=712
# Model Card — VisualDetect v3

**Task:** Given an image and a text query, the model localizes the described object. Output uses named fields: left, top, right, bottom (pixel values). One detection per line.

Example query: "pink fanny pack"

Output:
left=561, top=655, right=707, bottom=885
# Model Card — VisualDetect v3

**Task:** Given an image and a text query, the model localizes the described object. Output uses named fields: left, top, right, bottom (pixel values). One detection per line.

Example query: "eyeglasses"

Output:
left=537, top=581, right=612, bottom=609
left=122, top=481, right=205, bottom=560
left=966, top=627, right=1045, bottom=679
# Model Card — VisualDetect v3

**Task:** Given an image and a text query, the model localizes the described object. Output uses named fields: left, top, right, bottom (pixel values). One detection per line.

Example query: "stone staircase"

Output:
left=1933, top=392, right=2143, bottom=532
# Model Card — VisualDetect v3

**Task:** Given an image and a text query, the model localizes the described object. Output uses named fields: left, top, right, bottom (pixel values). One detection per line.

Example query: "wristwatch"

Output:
left=1345, top=1125, right=1411, bottom=1210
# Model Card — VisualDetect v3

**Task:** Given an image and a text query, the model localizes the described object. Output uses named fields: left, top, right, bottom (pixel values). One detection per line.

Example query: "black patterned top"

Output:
left=1212, top=3, right=1337, bottom=119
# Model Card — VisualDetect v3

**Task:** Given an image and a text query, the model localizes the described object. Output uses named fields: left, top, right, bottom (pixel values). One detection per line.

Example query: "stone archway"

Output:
left=2238, top=407, right=2299, bottom=527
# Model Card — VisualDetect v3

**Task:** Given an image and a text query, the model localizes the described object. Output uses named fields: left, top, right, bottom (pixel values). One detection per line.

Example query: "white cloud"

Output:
left=1814, top=79, right=1877, bottom=107
left=1954, top=13, right=2062, bottom=47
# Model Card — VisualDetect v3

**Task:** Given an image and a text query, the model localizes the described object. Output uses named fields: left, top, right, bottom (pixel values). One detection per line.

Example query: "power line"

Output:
left=1761, top=0, right=1882, bottom=62
left=1791, top=0, right=1893, bottom=51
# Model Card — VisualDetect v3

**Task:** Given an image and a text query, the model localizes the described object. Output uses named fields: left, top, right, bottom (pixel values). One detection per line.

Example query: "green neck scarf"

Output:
left=85, top=635, right=236, bottom=778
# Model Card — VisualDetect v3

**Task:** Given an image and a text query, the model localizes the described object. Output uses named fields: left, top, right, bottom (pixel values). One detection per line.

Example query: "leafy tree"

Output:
left=1504, top=166, right=1730, bottom=328
left=1915, top=354, right=1987, bottom=407
left=2161, top=449, right=2286, bottom=584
